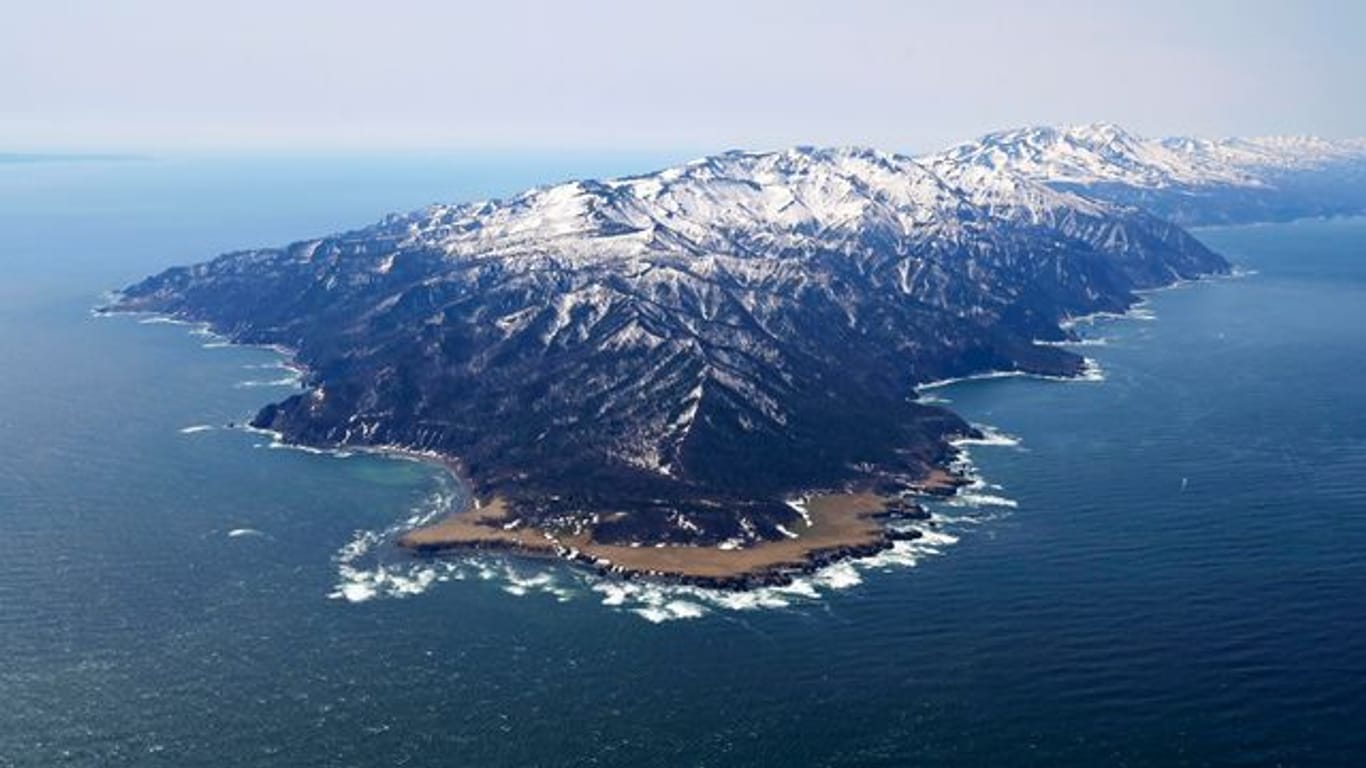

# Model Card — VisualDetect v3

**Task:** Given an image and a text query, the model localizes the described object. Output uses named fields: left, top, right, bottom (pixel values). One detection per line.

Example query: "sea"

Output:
left=1, top=155, right=1364, bottom=766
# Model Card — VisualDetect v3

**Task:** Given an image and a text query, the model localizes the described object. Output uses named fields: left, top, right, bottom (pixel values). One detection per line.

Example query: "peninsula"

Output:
left=107, top=124, right=1366, bottom=586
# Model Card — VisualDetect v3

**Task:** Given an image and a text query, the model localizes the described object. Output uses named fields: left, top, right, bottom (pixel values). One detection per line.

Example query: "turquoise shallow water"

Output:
left=1, top=157, right=1364, bottom=766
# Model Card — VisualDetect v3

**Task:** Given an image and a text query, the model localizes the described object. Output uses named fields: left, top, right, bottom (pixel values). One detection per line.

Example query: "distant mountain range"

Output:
left=932, top=122, right=1366, bottom=224
left=107, top=123, right=1362, bottom=557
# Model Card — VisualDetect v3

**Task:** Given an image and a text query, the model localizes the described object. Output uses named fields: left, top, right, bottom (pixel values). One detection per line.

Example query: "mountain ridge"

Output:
left=108, top=126, right=1304, bottom=582
left=930, top=122, right=1366, bottom=224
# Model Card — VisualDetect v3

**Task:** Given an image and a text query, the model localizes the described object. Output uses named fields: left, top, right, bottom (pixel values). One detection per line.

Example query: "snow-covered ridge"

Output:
left=357, top=146, right=978, bottom=267
left=311, top=125, right=1365, bottom=272
left=930, top=122, right=1366, bottom=190
left=1159, top=134, right=1366, bottom=174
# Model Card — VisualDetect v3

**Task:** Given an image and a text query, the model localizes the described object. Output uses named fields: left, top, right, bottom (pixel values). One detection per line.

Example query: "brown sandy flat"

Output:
left=398, top=490, right=893, bottom=581
left=561, top=492, right=889, bottom=578
left=397, top=497, right=558, bottom=555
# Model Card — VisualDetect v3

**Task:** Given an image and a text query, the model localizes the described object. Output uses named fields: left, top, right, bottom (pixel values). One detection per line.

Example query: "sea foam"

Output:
left=235, top=373, right=303, bottom=388
left=227, top=528, right=266, bottom=539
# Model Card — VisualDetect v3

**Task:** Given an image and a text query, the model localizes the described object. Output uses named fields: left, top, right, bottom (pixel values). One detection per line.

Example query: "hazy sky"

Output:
left=4, top=0, right=1364, bottom=153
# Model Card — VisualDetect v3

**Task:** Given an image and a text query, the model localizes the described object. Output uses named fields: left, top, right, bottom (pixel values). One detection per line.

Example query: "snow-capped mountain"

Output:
left=1160, top=134, right=1366, bottom=174
left=110, top=143, right=1228, bottom=547
left=932, top=123, right=1262, bottom=188
left=930, top=123, right=1366, bottom=224
left=922, top=152, right=1222, bottom=288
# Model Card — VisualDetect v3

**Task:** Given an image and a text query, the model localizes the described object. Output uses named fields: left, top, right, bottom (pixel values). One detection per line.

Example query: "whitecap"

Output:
left=178, top=424, right=215, bottom=435
left=235, top=376, right=302, bottom=388
left=810, top=562, right=863, bottom=590
left=772, top=579, right=821, bottom=600
left=914, top=529, right=960, bottom=547
left=240, top=424, right=285, bottom=442
left=628, top=592, right=710, bottom=623
left=594, top=582, right=632, bottom=606
left=633, top=606, right=674, bottom=623
left=502, top=571, right=554, bottom=597
left=337, top=580, right=378, bottom=603
left=662, top=600, right=706, bottom=619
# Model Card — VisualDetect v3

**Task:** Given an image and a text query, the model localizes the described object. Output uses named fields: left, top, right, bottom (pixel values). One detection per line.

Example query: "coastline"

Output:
left=103, top=275, right=1188, bottom=594
left=243, top=399, right=978, bottom=591
left=394, top=477, right=955, bottom=591
left=96, top=300, right=982, bottom=590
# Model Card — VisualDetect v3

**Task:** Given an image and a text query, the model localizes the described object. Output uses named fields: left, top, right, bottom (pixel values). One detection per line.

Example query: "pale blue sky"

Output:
left=3, top=0, right=1363, bottom=153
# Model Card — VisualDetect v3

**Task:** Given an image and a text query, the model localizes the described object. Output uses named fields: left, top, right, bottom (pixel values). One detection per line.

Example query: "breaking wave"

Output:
left=1061, top=300, right=1157, bottom=330
left=227, top=528, right=267, bottom=539
left=944, top=425, right=1025, bottom=513
left=956, top=423, right=1022, bottom=448
left=329, top=473, right=471, bottom=604
left=916, top=357, right=1105, bottom=392
left=235, top=375, right=303, bottom=388
left=1078, top=357, right=1106, bottom=382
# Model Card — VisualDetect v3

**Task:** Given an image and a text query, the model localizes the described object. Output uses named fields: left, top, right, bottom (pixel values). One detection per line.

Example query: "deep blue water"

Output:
left=1, top=157, right=1364, bottom=766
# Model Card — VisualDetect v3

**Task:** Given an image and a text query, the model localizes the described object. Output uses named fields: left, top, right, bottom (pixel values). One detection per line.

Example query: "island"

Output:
left=106, top=123, right=1366, bottom=588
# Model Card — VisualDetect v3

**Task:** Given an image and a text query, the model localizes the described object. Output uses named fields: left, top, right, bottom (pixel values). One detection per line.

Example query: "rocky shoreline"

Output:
left=394, top=452, right=963, bottom=592
left=105, top=299, right=1054, bottom=594
left=105, top=301, right=979, bottom=592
